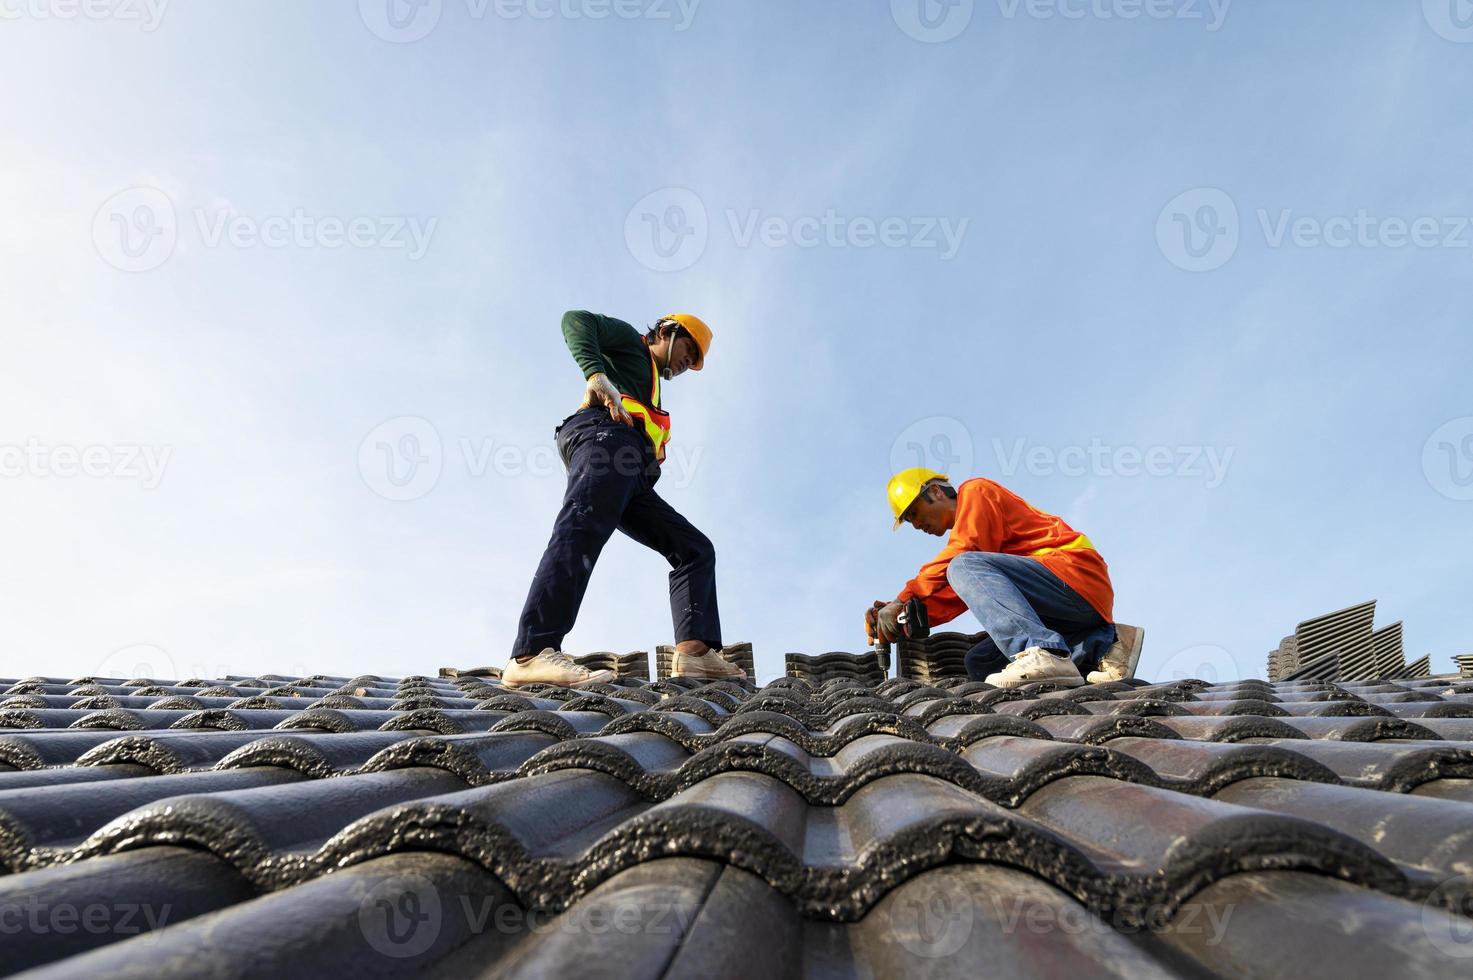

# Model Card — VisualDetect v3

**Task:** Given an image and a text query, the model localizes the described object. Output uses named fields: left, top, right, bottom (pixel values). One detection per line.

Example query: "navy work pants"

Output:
left=511, top=407, right=722, bottom=658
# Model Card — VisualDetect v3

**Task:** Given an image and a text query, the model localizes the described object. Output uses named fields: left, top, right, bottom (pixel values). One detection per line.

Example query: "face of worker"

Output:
left=904, top=485, right=956, bottom=537
left=654, top=330, right=700, bottom=379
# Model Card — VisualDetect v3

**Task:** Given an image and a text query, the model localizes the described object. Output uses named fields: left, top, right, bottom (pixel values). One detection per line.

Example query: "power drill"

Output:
left=867, top=597, right=930, bottom=669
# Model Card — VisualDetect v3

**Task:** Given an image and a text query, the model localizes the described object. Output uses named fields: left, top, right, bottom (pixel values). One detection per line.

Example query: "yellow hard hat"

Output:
left=888, top=467, right=948, bottom=530
left=663, top=313, right=712, bottom=370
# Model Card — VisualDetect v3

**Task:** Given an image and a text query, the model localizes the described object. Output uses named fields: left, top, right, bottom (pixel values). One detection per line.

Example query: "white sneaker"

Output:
left=985, top=647, right=1086, bottom=689
left=1086, top=623, right=1145, bottom=684
left=671, top=648, right=747, bottom=681
left=501, top=649, right=614, bottom=688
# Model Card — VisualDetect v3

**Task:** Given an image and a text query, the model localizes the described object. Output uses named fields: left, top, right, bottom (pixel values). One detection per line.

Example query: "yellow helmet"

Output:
left=887, top=467, right=949, bottom=530
left=663, top=313, right=712, bottom=370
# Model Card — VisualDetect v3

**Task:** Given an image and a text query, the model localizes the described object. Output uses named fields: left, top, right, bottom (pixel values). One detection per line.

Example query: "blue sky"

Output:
left=2, top=0, right=1470, bottom=684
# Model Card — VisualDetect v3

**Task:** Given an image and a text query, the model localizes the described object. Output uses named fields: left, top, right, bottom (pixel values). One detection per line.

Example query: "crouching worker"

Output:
left=501, top=310, right=745, bottom=688
left=867, top=468, right=1143, bottom=688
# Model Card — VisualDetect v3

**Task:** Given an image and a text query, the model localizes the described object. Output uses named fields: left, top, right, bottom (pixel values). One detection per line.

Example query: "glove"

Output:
left=580, top=373, right=634, bottom=426
left=867, top=600, right=904, bottom=643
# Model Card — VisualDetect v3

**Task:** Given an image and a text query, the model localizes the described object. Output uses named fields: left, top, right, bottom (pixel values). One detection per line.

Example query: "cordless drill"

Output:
left=867, top=596, right=930, bottom=668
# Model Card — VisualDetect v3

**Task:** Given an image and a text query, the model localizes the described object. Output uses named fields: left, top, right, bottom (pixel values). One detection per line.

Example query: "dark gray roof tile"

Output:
left=0, top=768, right=303, bottom=871
left=1156, top=871, right=1473, bottom=979
left=0, top=846, right=256, bottom=975
left=4, top=668, right=1473, bottom=975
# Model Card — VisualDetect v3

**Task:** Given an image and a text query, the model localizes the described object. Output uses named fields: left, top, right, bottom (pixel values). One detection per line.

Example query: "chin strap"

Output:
left=653, top=323, right=675, bottom=380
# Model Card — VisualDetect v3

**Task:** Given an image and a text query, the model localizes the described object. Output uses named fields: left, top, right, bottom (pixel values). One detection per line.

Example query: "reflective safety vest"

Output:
left=1029, top=533, right=1094, bottom=558
left=620, top=346, right=672, bottom=464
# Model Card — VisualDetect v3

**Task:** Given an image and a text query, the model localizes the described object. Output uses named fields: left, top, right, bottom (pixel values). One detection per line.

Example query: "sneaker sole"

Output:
left=987, top=674, right=1085, bottom=689
left=501, top=669, right=614, bottom=688
left=671, top=669, right=747, bottom=681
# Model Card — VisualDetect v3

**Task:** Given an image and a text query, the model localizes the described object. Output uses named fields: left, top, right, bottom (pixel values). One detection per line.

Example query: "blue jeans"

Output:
left=945, top=551, right=1116, bottom=681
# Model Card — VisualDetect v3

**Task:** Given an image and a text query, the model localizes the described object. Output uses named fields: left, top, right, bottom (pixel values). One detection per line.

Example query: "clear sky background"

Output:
left=2, top=0, right=1470, bottom=684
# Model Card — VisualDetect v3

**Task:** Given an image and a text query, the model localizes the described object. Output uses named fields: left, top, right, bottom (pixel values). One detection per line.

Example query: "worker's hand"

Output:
left=581, top=372, right=634, bottom=427
left=867, top=600, right=904, bottom=643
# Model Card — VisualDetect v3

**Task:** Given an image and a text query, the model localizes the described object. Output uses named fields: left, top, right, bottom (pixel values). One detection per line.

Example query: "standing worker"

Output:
left=867, top=468, right=1144, bottom=687
left=500, top=310, right=745, bottom=687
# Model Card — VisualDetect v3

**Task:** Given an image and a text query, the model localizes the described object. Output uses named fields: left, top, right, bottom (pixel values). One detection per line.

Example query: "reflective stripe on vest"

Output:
left=619, top=346, right=672, bottom=463
left=1029, top=533, right=1094, bottom=557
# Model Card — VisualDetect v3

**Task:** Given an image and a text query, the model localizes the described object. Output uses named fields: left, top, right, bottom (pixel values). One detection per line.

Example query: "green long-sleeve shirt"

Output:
left=561, top=310, right=660, bottom=407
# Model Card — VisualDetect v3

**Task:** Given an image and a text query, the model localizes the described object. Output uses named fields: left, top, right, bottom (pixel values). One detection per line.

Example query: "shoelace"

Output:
left=544, top=651, right=584, bottom=671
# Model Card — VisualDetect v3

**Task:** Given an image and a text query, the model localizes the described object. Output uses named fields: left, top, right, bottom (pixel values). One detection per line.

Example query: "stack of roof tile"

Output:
left=896, top=631, right=983, bottom=683
left=654, top=643, right=754, bottom=681
left=1457, top=654, right=1473, bottom=678
left=572, top=652, right=651, bottom=681
left=1267, top=633, right=1300, bottom=679
left=1303, top=601, right=1378, bottom=679
left=1402, top=654, right=1434, bottom=679
left=782, top=651, right=887, bottom=685
left=5, top=670, right=1473, bottom=976
left=1266, top=601, right=1430, bottom=682
left=1283, top=652, right=1341, bottom=681
left=1373, top=622, right=1407, bottom=677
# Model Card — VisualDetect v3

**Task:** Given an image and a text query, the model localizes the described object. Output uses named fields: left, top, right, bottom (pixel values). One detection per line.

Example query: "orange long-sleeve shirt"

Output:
left=898, top=478, right=1115, bottom=625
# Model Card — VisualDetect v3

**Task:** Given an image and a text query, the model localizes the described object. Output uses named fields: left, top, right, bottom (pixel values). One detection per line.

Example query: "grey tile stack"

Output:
left=1402, top=655, right=1434, bottom=679
left=1282, top=652, right=1342, bottom=681
left=1372, top=623, right=1407, bottom=677
left=1267, top=633, right=1300, bottom=679
left=1306, top=601, right=1378, bottom=679
left=654, top=643, right=754, bottom=680
left=572, top=651, right=650, bottom=680
left=3, top=669, right=1473, bottom=976
left=1266, top=601, right=1431, bottom=682
left=896, top=631, right=984, bottom=683
left=782, top=652, right=887, bottom=685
